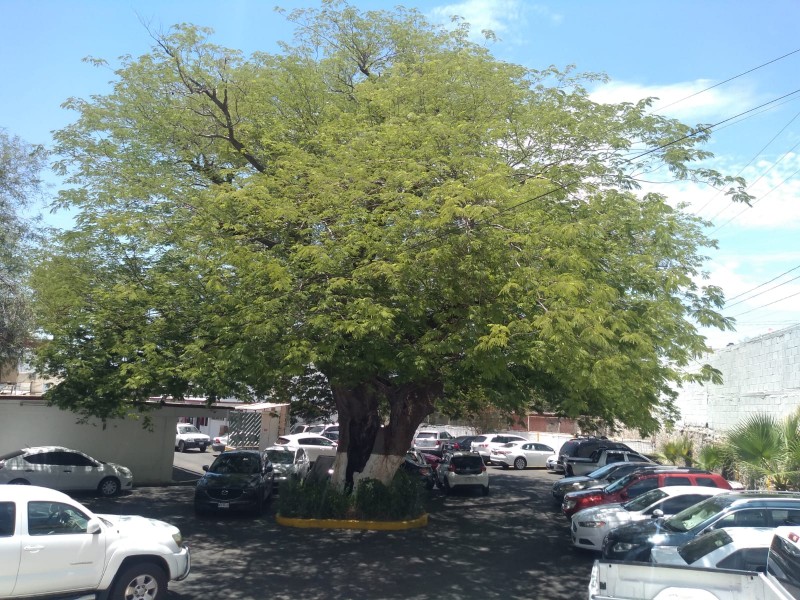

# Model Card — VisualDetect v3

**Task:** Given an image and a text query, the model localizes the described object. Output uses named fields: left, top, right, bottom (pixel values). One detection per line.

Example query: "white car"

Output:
left=470, top=433, right=529, bottom=463
left=0, top=446, right=133, bottom=497
left=571, top=485, right=727, bottom=551
left=211, top=434, right=229, bottom=452
left=175, top=423, right=211, bottom=453
left=436, top=452, right=489, bottom=495
left=490, top=441, right=554, bottom=470
left=651, top=527, right=775, bottom=570
left=0, top=484, right=189, bottom=599
left=274, top=433, right=337, bottom=463
left=412, top=429, right=455, bottom=455
left=546, top=454, right=562, bottom=472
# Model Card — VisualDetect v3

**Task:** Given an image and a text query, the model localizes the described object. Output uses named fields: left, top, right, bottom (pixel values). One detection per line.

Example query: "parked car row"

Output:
left=549, top=454, right=800, bottom=593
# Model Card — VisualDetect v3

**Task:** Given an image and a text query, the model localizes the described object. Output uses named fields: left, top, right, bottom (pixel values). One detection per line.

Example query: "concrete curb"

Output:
left=276, top=513, right=429, bottom=530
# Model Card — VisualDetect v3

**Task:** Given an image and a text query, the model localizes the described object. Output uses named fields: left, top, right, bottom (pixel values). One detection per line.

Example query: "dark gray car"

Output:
left=602, top=491, right=800, bottom=561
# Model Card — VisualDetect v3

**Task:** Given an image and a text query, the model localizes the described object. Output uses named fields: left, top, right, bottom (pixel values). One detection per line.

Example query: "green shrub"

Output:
left=277, top=469, right=426, bottom=521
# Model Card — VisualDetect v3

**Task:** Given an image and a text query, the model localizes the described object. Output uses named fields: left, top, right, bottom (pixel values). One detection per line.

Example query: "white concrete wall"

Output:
left=0, top=398, right=234, bottom=485
left=676, top=325, right=800, bottom=433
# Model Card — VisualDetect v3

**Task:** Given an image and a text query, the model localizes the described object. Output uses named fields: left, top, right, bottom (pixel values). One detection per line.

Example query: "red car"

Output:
left=561, top=467, right=732, bottom=518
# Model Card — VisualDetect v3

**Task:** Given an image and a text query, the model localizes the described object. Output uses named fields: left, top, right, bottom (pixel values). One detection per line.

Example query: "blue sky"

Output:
left=4, top=0, right=800, bottom=348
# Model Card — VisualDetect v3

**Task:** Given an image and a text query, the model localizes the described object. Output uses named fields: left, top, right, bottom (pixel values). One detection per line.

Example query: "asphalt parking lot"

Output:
left=81, top=464, right=595, bottom=600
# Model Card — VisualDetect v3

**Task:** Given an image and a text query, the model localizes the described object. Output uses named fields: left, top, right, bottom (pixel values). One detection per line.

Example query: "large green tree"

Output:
left=34, top=3, right=748, bottom=486
left=1, top=129, right=46, bottom=369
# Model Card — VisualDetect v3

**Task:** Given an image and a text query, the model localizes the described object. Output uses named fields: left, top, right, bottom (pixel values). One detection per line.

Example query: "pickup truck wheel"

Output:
left=98, top=477, right=121, bottom=497
left=199, top=445, right=207, bottom=452
left=513, top=457, right=527, bottom=470
left=112, top=563, right=167, bottom=600
left=178, top=440, right=186, bottom=453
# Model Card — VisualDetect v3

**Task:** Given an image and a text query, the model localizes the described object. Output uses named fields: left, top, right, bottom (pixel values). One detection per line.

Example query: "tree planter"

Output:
left=276, top=513, right=428, bottom=531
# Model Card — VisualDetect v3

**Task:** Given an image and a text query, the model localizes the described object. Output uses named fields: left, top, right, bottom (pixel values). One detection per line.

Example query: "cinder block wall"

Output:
left=676, top=325, right=800, bottom=433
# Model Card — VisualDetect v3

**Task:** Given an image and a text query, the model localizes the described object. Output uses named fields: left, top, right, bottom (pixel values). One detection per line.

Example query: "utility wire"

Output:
left=725, top=264, right=800, bottom=302
left=652, top=48, right=800, bottom=113
left=731, top=288, right=800, bottom=318
left=725, top=273, right=800, bottom=308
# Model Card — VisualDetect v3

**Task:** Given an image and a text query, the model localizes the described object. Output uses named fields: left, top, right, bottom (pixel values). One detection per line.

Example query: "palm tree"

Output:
left=725, top=410, right=800, bottom=491
left=659, top=436, right=694, bottom=467
left=693, top=443, right=727, bottom=472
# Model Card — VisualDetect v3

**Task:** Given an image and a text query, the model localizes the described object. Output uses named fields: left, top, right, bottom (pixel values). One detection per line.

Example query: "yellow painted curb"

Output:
left=276, top=513, right=428, bottom=531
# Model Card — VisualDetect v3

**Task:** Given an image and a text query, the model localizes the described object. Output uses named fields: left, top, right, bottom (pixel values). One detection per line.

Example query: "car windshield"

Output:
left=623, top=488, right=667, bottom=512
left=179, top=425, right=201, bottom=434
left=266, top=450, right=295, bottom=465
left=604, top=472, right=638, bottom=493
left=664, top=496, right=731, bottom=532
left=210, top=454, right=260, bottom=475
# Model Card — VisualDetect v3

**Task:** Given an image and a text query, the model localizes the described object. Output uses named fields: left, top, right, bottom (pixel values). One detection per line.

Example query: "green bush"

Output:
left=277, top=469, right=426, bottom=521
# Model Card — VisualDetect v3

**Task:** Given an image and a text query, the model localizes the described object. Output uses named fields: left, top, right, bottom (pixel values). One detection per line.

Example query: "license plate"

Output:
left=217, top=502, right=229, bottom=508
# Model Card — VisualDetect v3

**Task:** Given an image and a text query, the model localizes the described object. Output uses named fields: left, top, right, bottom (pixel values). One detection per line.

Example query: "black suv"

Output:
left=557, top=436, right=633, bottom=472
left=602, top=491, right=800, bottom=561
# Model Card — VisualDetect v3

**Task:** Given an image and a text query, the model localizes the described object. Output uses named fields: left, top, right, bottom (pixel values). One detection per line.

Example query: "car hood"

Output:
left=180, top=433, right=210, bottom=440
left=272, top=463, right=301, bottom=475
left=197, top=473, right=262, bottom=488
left=99, top=514, right=180, bottom=538
left=564, top=487, right=609, bottom=501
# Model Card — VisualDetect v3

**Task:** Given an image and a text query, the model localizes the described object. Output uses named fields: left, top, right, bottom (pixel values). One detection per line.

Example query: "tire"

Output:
left=501, top=464, right=509, bottom=470
left=513, top=457, right=527, bottom=470
left=178, top=440, right=186, bottom=453
left=8, top=478, right=31, bottom=485
left=200, top=445, right=207, bottom=453
left=98, top=476, right=121, bottom=497
left=111, top=562, right=167, bottom=600
left=566, top=465, right=574, bottom=477
left=482, top=485, right=490, bottom=496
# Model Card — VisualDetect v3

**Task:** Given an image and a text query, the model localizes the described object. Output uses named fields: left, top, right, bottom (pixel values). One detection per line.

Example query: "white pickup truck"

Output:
left=0, top=484, right=190, bottom=599
left=588, top=526, right=800, bottom=600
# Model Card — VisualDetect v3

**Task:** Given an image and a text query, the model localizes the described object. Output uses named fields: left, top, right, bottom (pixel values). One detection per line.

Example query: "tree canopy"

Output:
left=1, top=129, right=46, bottom=369
left=33, top=2, right=747, bottom=484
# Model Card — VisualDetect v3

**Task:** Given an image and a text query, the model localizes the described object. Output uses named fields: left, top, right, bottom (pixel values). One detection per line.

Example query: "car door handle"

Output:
left=24, top=545, right=45, bottom=553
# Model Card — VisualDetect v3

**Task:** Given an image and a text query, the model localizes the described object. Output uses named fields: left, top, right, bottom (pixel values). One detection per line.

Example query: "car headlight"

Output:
left=172, top=532, right=184, bottom=548
left=564, top=500, right=576, bottom=509
left=578, top=521, right=606, bottom=528
left=612, top=542, right=636, bottom=553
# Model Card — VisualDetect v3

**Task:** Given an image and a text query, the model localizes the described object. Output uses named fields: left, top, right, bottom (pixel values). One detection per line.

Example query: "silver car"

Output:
left=0, top=446, right=133, bottom=496
left=265, top=445, right=310, bottom=486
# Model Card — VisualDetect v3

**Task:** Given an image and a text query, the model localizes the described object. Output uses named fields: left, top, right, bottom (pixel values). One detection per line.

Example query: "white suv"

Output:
left=412, top=429, right=455, bottom=456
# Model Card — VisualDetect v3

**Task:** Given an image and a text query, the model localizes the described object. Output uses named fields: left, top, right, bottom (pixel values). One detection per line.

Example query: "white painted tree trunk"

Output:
left=329, top=452, right=405, bottom=488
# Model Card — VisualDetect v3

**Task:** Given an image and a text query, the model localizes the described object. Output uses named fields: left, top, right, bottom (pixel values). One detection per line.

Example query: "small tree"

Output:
left=659, top=436, right=694, bottom=467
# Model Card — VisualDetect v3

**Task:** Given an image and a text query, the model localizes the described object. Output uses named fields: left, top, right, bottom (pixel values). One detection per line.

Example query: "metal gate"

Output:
left=228, top=411, right=261, bottom=449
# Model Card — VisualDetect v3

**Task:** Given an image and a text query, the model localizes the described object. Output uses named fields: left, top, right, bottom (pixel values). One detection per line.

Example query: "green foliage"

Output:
left=32, top=3, right=745, bottom=441
left=725, top=411, right=800, bottom=491
left=693, top=443, right=727, bottom=472
left=277, top=470, right=425, bottom=521
left=659, top=436, right=694, bottom=466
left=0, top=130, right=47, bottom=368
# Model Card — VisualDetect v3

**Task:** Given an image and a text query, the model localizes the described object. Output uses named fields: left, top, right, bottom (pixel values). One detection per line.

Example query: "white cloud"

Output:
left=589, top=80, right=758, bottom=122
left=428, top=1, right=561, bottom=42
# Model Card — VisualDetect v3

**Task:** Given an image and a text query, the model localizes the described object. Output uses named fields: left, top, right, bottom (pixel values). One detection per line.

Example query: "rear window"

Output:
left=679, top=528, right=733, bottom=564
left=472, top=436, right=487, bottom=443
left=452, top=456, right=484, bottom=469
left=416, top=432, right=437, bottom=440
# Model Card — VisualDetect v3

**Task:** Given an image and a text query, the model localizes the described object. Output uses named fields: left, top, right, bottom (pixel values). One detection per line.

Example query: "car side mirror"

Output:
left=87, top=518, right=102, bottom=534
left=202, top=465, right=209, bottom=472
left=651, top=509, right=664, bottom=519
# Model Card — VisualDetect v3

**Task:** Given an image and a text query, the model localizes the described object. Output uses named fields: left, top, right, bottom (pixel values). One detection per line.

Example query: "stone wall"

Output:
left=675, top=324, right=800, bottom=435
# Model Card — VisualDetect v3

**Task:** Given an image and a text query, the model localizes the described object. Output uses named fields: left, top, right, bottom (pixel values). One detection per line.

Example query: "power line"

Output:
left=725, top=273, right=800, bottom=308
left=725, top=264, right=800, bottom=302
left=652, top=48, right=800, bottom=113
left=731, top=288, right=800, bottom=318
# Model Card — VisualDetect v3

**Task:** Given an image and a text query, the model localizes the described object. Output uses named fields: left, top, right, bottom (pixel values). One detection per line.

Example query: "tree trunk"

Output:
left=330, top=379, right=440, bottom=488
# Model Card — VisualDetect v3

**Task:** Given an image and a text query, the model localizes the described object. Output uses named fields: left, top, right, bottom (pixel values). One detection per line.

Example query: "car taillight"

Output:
left=448, top=464, right=456, bottom=472
left=481, top=464, right=486, bottom=473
